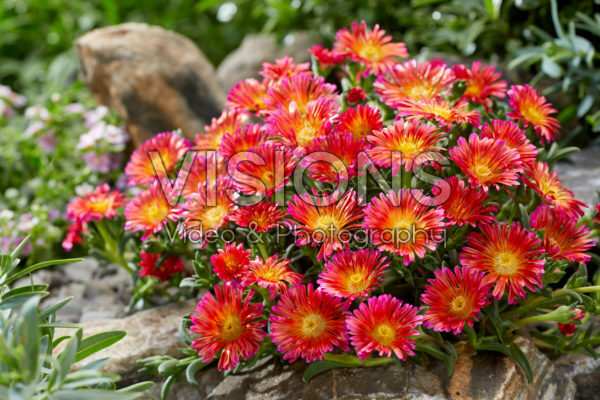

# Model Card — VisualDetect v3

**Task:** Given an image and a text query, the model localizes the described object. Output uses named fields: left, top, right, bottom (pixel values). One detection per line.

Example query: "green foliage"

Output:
left=0, top=237, right=153, bottom=398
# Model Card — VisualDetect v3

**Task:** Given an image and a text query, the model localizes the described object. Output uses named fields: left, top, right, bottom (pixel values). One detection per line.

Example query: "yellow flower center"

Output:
left=313, top=214, right=339, bottom=235
left=90, top=199, right=110, bottom=213
left=394, top=140, right=421, bottom=158
left=145, top=203, right=169, bottom=223
left=346, top=272, right=368, bottom=293
left=450, top=295, right=471, bottom=317
left=520, top=103, right=545, bottom=125
left=494, top=251, right=520, bottom=275
left=221, top=315, right=242, bottom=341
left=202, top=205, right=228, bottom=229
left=473, top=163, right=492, bottom=181
left=301, top=313, right=326, bottom=337
left=464, top=81, right=484, bottom=98
left=296, top=122, right=320, bottom=146
left=373, top=323, right=395, bottom=346
left=359, top=44, right=382, bottom=62
left=429, top=104, right=452, bottom=120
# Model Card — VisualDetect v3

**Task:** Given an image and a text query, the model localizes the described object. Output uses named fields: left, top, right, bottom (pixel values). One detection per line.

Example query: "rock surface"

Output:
left=75, top=23, right=225, bottom=145
left=55, top=299, right=196, bottom=382
left=554, top=146, right=600, bottom=208
left=554, top=352, right=600, bottom=400
left=216, top=31, right=320, bottom=90
left=200, top=337, right=574, bottom=400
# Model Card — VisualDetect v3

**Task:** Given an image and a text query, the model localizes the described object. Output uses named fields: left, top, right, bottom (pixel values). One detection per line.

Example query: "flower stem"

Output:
left=503, top=286, right=600, bottom=320
left=323, top=353, right=393, bottom=367
left=94, top=220, right=132, bottom=274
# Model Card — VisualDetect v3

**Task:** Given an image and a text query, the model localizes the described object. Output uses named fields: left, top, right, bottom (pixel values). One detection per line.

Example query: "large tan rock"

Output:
left=75, top=23, right=225, bottom=145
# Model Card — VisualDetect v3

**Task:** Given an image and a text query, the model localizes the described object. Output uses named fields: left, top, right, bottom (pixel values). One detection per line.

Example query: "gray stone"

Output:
left=205, top=338, right=574, bottom=400
left=75, top=23, right=226, bottom=145
left=554, top=352, right=600, bottom=400
left=54, top=300, right=197, bottom=382
left=216, top=31, right=321, bottom=90
left=554, top=147, right=600, bottom=208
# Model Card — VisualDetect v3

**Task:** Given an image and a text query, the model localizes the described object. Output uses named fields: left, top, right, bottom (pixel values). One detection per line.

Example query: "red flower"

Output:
left=334, top=21, right=408, bottom=75
left=269, top=283, right=349, bottom=363
left=336, top=104, right=383, bottom=140
left=347, top=87, right=367, bottom=103
left=309, top=45, right=346, bottom=68
left=231, top=201, right=286, bottom=232
left=259, top=56, right=310, bottom=82
left=421, top=267, right=490, bottom=334
left=363, top=189, right=445, bottom=265
left=437, top=176, right=497, bottom=227
left=286, top=189, right=363, bottom=260
left=453, top=61, right=506, bottom=110
left=530, top=205, right=593, bottom=263
left=125, top=132, right=191, bottom=186
left=190, top=283, right=266, bottom=371
left=242, top=255, right=303, bottom=300
left=396, top=98, right=480, bottom=131
left=459, top=222, right=545, bottom=304
left=219, top=123, right=269, bottom=160
left=138, top=251, right=184, bottom=281
left=449, top=133, right=523, bottom=192
left=523, top=162, right=586, bottom=217
left=558, top=323, right=576, bottom=337
left=507, top=84, right=560, bottom=143
left=66, top=184, right=126, bottom=223
left=375, top=60, right=455, bottom=105
left=211, top=242, right=251, bottom=281
left=366, top=119, right=445, bottom=173
left=62, top=219, right=85, bottom=252
left=347, top=294, right=422, bottom=360
left=317, top=249, right=390, bottom=300
left=480, top=120, right=538, bottom=166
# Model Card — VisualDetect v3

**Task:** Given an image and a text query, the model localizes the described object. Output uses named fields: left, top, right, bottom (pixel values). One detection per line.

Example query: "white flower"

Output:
left=75, top=183, right=94, bottom=197
left=25, top=121, right=45, bottom=137
left=25, top=106, right=50, bottom=121
left=103, top=124, right=129, bottom=146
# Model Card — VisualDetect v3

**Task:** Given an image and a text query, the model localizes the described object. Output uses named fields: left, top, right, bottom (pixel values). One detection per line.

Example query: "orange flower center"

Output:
left=494, top=251, right=520, bottom=275
left=373, top=323, right=395, bottom=346
left=450, top=295, right=472, bottom=318
left=221, top=315, right=242, bottom=341
left=359, top=43, right=382, bottom=62
left=464, top=81, right=484, bottom=98
left=301, top=313, right=326, bottom=337
left=89, top=198, right=111, bottom=214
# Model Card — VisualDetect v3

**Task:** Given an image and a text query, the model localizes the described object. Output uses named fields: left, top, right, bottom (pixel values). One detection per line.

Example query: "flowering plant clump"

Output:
left=69, top=21, right=600, bottom=390
left=0, top=83, right=128, bottom=263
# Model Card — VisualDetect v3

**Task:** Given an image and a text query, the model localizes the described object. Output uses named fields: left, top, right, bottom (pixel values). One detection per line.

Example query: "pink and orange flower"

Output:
left=335, top=104, right=383, bottom=140
left=334, top=21, right=408, bottom=75
left=231, top=200, right=286, bottom=232
left=259, top=56, right=310, bottom=82
left=125, top=131, right=191, bottom=186
left=396, top=98, right=480, bottom=130
left=363, top=189, right=445, bottom=265
left=303, top=130, right=365, bottom=183
left=436, top=176, right=497, bottom=227
left=366, top=119, right=445, bottom=173
left=138, top=251, right=185, bottom=281
left=211, top=242, right=252, bottom=281
left=269, top=283, right=349, bottom=363
left=66, top=184, right=126, bottom=222
left=449, top=133, right=523, bottom=192
left=286, top=189, right=363, bottom=260
left=317, top=249, right=390, bottom=300
left=480, top=120, right=538, bottom=166
left=243, top=255, right=303, bottom=300
left=226, top=78, right=270, bottom=114
left=309, top=45, right=346, bottom=68
left=191, top=283, right=266, bottom=371
left=530, top=205, right=593, bottom=264
left=124, top=181, right=180, bottom=240
left=507, top=84, right=560, bottom=143
left=523, top=162, right=586, bottom=217
left=453, top=61, right=506, bottom=110
left=459, top=222, right=545, bottom=304
left=219, top=123, right=269, bottom=160
left=421, top=266, right=490, bottom=334
left=181, top=151, right=222, bottom=197
left=194, top=109, right=250, bottom=151
left=263, top=72, right=337, bottom=114
left=265, top=97, right=338, bottom=149
left=375, top=59, right=455, bottom=106
left=229, top=143, right=296, bottom=198
left=346, top=294, right=422, bottom=360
